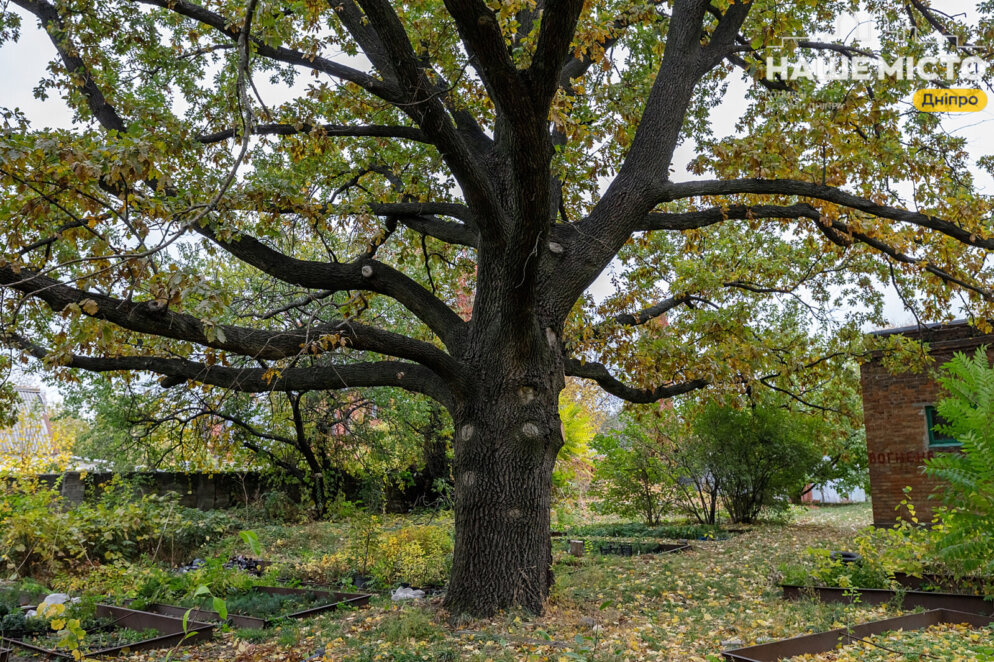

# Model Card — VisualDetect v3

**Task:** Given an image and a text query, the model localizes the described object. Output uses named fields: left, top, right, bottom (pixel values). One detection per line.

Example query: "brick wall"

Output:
left=861, top=322, right=994, bottom=526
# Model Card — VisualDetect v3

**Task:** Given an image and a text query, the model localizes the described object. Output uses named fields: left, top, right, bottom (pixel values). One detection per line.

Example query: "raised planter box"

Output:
left=722, top=608, right=993, bottom=661
left=781, top=583, right=994, bottom=615
left=2, top=604, right=213, bottom=659
left=597, top=541, right=691, bottom=556
left=891, top=572, right=991, bottom=593
left=140, top=586, right=371, bottom=629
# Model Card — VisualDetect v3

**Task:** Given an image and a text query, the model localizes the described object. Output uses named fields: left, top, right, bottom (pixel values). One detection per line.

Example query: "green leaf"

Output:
left=239, top=529, right=263, bottom=556
left=213, top=596, right=227, bottom=621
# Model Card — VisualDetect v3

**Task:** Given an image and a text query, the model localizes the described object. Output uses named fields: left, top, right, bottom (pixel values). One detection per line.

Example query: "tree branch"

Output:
left=817, top=216, right=994, bottom=301
left=564, top=358, right=708, bottom=403
left=191, top=224, right=467, bottom=351
left=441, top=0, right=528, bottom=115
left=13, top=0, right=469, bottom=354
left=196, top=123, right=429, bottom=145
left=598, top=294, right=699, bottom=331
left=133, top=0, right=398, bottom=99
left=0, top=264, right=464, bottom=376
left=394, top=215, right=478, bottom=248
left=8, top=334, right=454, bottom=407
left=659, top=178, right=994, bottom=250
left=643, top=203, right=822, bottom=231
left=700, top=0, right=753, bottom=68
left=558, top=2, right=667, bottom=92
left=547, top=0, right=725, bottom=320
left=643, top=201, right=994, bottom=301
left=524, top=0, right=586, bottom=110
left=13, top=0, right=128, bottom=132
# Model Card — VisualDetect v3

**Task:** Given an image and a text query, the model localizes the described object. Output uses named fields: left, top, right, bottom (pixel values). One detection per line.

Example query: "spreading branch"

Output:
left=659, top=178, right=994, bottom=250
left=196, top=123, right=429, bottom=145
left=0, top=264, right=464, bottom=377
left=564, top=358, right=708, bottom=404
left=9, top=333, right=453, bottom=406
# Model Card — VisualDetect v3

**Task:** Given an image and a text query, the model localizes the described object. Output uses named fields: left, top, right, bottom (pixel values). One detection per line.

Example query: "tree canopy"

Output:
left=2, top=0, right=993, bottom=615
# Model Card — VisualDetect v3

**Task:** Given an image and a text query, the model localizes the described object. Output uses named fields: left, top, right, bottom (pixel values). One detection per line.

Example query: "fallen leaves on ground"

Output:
left=103, top=505, right=986, bottom=662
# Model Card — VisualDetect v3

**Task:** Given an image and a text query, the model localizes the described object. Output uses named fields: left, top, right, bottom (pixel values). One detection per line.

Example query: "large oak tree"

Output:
left=2, top=0, right=993, bottom=615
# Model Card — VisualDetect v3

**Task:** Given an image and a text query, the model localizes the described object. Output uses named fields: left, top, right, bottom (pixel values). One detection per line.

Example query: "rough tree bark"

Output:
left=445, top=321, right=567, bottom=613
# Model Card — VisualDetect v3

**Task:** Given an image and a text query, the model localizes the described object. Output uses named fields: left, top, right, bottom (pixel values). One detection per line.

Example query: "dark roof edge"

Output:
left=868, top=319, right=969, bottom=337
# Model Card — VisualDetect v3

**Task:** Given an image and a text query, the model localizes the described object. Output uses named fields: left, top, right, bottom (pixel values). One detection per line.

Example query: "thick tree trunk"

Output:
left=443, top=375, right=564, bottom=616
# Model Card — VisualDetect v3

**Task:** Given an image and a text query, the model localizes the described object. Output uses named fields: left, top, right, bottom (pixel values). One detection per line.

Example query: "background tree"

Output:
left=592, top=375, right=859, bottom=525
left=2, top=0, right=993, bottom=615
left=590, top=415, right=673, bottom=526
left=553, top=377, right=604, bottom=499
left=62, top=374, right=452, bottom=517
left=693, top=401, right=823, bottom=523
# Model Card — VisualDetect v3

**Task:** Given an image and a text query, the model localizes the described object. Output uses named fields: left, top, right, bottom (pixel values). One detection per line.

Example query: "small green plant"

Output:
left=778, top=562, right=812, bottom=586
left=218, top=589, right=324, bottom=618
left=0, top=477, right=237, bottom=581
left=374, top=608, right=442, bottom=644
left=806, top=548, right=890, bottom=590
left=191, top=584, right=228, bottom=621
left=239, top=529, right=263, bottom=557
left=345, top=511, right=381, bottom=578
left=234, top=627, right=270, bottom=643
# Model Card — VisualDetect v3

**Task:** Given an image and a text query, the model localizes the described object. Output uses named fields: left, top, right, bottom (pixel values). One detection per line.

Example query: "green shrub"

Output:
left=784, top=517, right=936, bottom=591
left=806, top=548, right=891, bottom=589
left=0, top=477, right=238, bottom=581
left=924, top=348, right=994, bottom=580
left=297, top=517, right=453, bottom=589
left=693, top=404, right=823, bottom=524
left=262, top=491, right=305, bottom=523
left=590, top=423, right=673, bottom=526
left=370, top=524, right=453, bottom=588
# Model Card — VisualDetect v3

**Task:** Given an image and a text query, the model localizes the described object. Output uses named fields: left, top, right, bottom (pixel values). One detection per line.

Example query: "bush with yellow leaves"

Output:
left=371, top=524, right=453, bottom=588
left=297, top=517, right=453, bottom=589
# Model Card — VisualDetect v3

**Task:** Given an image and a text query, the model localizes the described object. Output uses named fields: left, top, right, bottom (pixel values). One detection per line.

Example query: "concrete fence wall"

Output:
left=36, top=471, right=274, bottom=510
left=35, top=469, right=446, bottom=513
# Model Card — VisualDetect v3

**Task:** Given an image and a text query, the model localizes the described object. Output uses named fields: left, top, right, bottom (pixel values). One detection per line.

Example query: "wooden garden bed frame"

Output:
left=594, top=541, right=692, bottom=557
left=1, top=604, right=213, bottom=659
left=722, top=608, right=992, bottom=661
left=139, top=586, right=371, bottom=629
left=781, top=583, right=994, bottom=615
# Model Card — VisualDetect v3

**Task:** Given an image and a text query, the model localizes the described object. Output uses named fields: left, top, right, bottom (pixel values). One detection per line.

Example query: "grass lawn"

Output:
left=107, top=502, right=987, bottom=662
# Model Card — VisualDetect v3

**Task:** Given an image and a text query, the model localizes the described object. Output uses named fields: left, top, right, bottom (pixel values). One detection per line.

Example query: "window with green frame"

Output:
left=925, top=406, right=960, bottom=448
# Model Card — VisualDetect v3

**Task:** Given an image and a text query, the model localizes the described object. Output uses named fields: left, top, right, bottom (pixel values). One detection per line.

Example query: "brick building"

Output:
left=861, top=320, right=990, bottom=526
